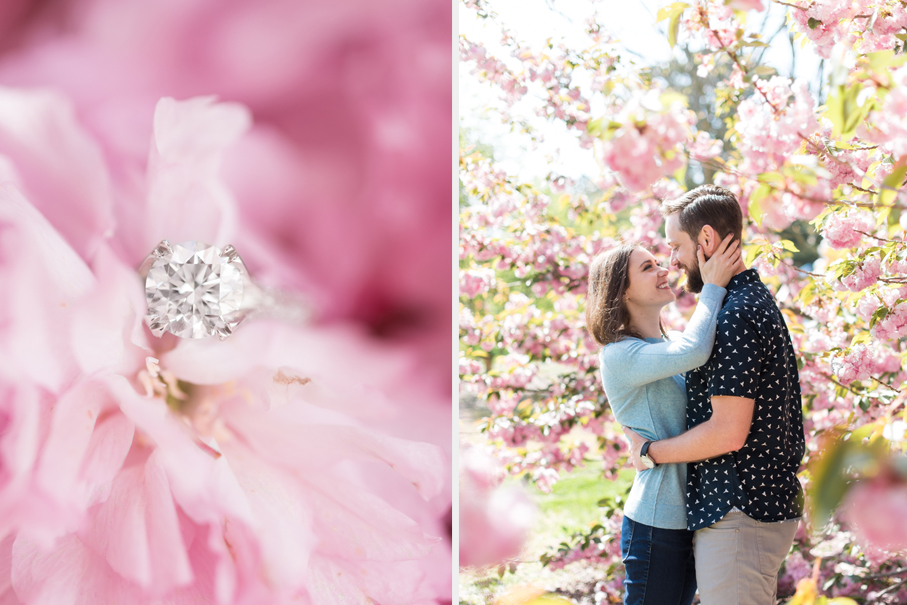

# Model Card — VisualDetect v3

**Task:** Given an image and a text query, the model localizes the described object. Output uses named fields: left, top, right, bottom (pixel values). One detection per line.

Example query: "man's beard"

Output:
left=682, top=260, right=704, bottom=294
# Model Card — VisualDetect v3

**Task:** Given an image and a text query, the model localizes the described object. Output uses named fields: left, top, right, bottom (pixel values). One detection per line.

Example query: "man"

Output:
left=625, top=185, right=805, bottom=605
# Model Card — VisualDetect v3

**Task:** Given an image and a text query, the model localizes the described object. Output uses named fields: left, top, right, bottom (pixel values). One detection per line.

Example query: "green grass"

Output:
left=460, top=462, right=635, bottom=605
left=525, top=466, right=633, bottom=556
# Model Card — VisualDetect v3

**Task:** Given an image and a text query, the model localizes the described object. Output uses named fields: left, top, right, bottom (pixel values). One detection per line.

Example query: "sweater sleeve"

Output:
left=600, top=283, right=726, bottom=388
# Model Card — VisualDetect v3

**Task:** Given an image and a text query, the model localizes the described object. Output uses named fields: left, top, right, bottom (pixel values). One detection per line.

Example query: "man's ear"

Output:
left=698, top=224, right=718, bottom=255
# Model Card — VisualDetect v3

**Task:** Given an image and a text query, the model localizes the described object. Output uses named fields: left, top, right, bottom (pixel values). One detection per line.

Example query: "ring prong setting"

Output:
left=151, top=239, right=172, bottom=258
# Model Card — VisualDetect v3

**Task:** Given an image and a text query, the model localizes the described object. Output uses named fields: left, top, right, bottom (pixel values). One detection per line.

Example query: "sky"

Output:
left=459, top=0, right=823, bottom=182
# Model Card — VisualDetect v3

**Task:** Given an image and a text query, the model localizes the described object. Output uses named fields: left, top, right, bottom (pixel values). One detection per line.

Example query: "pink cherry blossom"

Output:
left=830, top=344, right=874, bottom=383
left=736, top=77, right=819, bottom=175
left=728, top=0, right=765, bottom=10
left=459, top=446, right=535, bottom=568
left=597, top=92, right=694, bottom=192
left=822, top=209, right=876, bottom=249
left=835, top=257, right=881, bottom=292
left=459, top=268, right=497, bottom=299
left=844, top=474, right=907, bottom=553
left=690, top=131, right=723, bottom=162
left=861, top=66, right=907, bottom=158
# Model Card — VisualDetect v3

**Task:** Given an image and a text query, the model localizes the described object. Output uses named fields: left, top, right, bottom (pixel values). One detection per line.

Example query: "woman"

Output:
left=585, top=235, right=741, bottom=605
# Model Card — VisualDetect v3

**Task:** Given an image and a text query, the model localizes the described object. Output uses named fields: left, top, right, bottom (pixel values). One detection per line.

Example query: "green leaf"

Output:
left=842, top=84, right=873, bottom=139
left=879, top=161, right=907, bottom=206
left=779, top=239, right=800, bottom=253
left=660, top=91, right=688, bottom=108
left=870, top=306, right=889, bottom=328
left=810, top=205, right=834, bottom=229
left=655, top=2, right=688, bottom=47
left=748, top=183, right=770, bottom=227
left=668, top=10, right=683, bottom=48
left=851, top=332, right=871, bottom=347
left=656, top=2, right=689, bottom=22
left=758, top=171, right=785, bottom=185
left=586, top=118, right=604, bottom=137
left=825, top=85, right=845, bottom=137
left=867, top=50, right=907, bottom=73
left=752, top=65, right=776, bottom=77
left=808, top=430, right=852, bottom=528
left=797, top=281, right=818, bottom=306
left=744, top=244, right=765, bottom=266
left=673, top=163, right=687, bottom=186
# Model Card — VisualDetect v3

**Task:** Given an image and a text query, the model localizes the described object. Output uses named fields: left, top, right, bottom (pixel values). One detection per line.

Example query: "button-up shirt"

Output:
left=684, top=269, right=805, bottom=531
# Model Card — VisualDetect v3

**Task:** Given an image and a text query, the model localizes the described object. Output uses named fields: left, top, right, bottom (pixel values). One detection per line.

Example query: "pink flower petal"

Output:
left=80, top=450, right=192, bottom=592
left=0, top=534, right=20, bottom=605
left=306, top=477, right=438, bottom=562
left=143, top=97, right=250, bottom=251
left=161, top=321, right=413, bottom=393
left=222, top=396, right=444, bottom=500
left=104, top=376, right=254, bottom=527
left=306, top=558, right=435, bottom=605
left=0, top=185, right=95, bottom=393
left=11, top=534, right=146, bottom=605
left=70, top=244, right=151, bottom=377
left=217, top=441, right=315, bottom=591
left=35, top=381, right=133, bottom=522
left=0, top=88, right=114, bottom=261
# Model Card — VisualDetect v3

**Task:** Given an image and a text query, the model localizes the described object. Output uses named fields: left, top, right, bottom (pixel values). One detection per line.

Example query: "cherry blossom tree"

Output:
left=460, top=0, right=907, bottom=601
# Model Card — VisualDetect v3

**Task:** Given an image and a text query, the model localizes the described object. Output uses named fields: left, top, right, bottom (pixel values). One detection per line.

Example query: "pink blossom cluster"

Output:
left=861, top=66, right=907, bottom=158
left=459, top=354, right=486, bottom=378
left=788, top=0, right=855, bottom=58
left=789, top=1, right=907, bottom=58
left=752, top=181, right=829, bottom=231
left=593, top=578, right=625, bottom=605
left=814, top=119, right=875, bottom=188
left=829, top=257, right=881, bottom=292
left=682, top=0, right=740, bottom=52
left=459, top=445, right=536, bottom=568
left=844, top=473, right=907, bottom=554
left=822, top=209, right=876, bottom=249
left=885, top=253, right=907, bottom=275
left=459, top=268, right=497, bottom=299
left=542, top=513, right=623, bottom=572
left=597, top=93, right=694, bottom=191
left=689, top=131, right=724, bottom=162
left=459, top=39, right=528, bottom=105
left=728, top=0, right=765, bottom=10
left=736, top=77, right=819, bottom=175
left=872, top=301, right=907, bottom=341
left=777, top=550, right=812, bottom=596
left=525, top=45, right=594, bottom=135
left=460, top=307, right=484, bottom=346
left=831, top=344, right=875, bottom=383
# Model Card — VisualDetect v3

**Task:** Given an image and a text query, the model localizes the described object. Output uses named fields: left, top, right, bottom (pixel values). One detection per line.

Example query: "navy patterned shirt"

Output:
left=684, top=269, right=805, bottom=531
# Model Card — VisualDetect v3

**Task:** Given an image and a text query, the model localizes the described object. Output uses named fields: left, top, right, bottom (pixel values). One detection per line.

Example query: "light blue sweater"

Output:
left=598, top=284, right=726, bottom=530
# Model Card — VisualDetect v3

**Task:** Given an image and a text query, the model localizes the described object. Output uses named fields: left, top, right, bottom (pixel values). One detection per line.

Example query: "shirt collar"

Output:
left=725, top=268, right=761, bottom=293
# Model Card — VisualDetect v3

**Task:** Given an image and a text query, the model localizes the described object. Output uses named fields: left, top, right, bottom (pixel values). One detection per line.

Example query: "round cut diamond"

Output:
left=144, top=241, right=247, bottom=339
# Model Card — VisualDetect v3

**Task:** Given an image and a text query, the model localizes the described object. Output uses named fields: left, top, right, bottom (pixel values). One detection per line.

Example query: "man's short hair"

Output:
left=661, top=185, right=743, bottom=243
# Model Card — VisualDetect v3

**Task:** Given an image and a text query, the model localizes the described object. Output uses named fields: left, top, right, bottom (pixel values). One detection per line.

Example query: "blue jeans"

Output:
left=620, top=515, right=697, bottom=605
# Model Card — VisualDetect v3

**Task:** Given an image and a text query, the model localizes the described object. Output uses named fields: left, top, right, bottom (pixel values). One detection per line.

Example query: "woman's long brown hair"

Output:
left=585, top=242, right=645, bottom=346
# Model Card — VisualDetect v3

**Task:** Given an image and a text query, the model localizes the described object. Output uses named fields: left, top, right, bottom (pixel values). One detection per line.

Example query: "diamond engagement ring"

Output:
left=139, top=240, right=310, bottom=340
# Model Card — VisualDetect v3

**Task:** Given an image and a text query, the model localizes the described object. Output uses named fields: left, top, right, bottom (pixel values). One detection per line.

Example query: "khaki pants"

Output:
left=693, top=511, right=799, bottom=605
